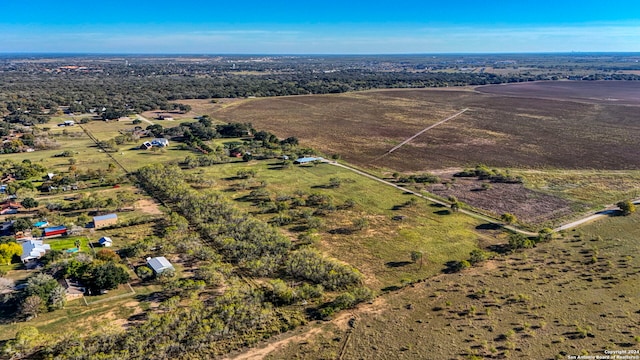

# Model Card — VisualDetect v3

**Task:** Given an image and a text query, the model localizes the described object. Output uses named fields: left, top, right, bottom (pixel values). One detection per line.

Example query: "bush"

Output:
left=136, top=265, right=154, bottom=280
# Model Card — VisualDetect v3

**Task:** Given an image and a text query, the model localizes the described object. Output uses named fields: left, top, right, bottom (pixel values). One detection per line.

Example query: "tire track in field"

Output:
left=373, top=108, right=469, bottom=162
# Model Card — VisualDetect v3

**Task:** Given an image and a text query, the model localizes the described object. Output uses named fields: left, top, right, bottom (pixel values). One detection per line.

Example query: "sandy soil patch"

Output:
left=135, top=199, right=163, bottom=215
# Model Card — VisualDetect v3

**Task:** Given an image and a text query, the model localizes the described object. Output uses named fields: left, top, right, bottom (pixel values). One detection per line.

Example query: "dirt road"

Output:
left=375, top=108, right=469, bottom=160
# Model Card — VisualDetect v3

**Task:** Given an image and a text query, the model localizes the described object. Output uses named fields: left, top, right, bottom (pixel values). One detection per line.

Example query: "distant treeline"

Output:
left=1, top=58, right=639, bottom=126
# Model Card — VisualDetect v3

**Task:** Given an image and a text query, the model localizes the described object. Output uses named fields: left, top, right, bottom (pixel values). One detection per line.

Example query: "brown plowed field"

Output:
left=477, top=80, right=640, bottom=105
left=212, top=83, right=640, bottom=172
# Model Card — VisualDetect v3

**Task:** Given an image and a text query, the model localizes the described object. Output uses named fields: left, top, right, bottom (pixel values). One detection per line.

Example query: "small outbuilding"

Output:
left=98, top=236, right=113, bottom=247
left=34, top=221, right=49, bottom=228
left=294, top=157, right=321, bottom=164
left=147, top=256, right=175, bottom=275
left=93, top=214, right=118, bottom=229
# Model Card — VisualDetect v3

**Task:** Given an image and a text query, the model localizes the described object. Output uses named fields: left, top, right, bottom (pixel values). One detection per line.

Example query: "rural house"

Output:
left=151, top=138, right=169, bottom=147
left=147, top=256, right=175, bottom=275
left=21, top=240, right=51, bottom=263
left=93, top=214, right=118, bottom=229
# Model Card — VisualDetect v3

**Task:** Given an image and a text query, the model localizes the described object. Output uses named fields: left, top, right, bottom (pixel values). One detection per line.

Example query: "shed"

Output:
left=147, top=256, right=175, bottom=275
left=98, top=236, right=113, bottom=247
left=34, top=221, right=49, bottom=228
left=93, top=214, right=118, bottom=229
left=21, top=240, right=51, bottom=263
left=294, top=157, right=321, bottom=164
left=44, top=226, right=67, bottom=237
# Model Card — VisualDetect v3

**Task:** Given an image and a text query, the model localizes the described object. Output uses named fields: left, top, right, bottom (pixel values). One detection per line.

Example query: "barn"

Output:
left=44, top=226, right=67, bottom=237
left=93, top=214, right=118, bottom=229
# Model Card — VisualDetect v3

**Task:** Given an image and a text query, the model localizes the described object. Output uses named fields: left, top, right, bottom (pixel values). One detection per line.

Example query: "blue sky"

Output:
left=1, top=0, right=639, bottom=53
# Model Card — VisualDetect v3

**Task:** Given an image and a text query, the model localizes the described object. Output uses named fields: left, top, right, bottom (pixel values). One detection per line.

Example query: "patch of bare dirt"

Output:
left=224, top=327, right=324, bottom=360
left=135, top=199, right=163, bottom=215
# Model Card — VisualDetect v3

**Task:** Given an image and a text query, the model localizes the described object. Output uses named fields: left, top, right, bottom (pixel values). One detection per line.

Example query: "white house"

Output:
left=21, top=240, right=51, bottom=263
left=147, top=256, right=174, bottom=274
left=151, top=138, right=169, bottom=147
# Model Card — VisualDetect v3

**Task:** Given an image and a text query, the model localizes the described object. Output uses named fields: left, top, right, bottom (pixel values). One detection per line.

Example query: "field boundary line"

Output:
left=374, top=108, right=469, bottom=161
left=78, top=124, right=130, bottom=174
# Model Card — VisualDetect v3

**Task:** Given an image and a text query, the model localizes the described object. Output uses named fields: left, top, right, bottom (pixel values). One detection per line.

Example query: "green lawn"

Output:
left=47, top=236, right=90, bottom=253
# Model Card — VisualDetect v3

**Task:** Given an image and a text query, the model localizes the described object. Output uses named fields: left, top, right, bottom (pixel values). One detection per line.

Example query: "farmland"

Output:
left=205, top=82, right=640, bottom=224
left=212, top=82, right=640, bottom=171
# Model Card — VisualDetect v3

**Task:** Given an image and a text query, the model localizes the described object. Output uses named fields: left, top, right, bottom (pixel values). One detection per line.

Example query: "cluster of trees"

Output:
left=396, top=173, right=441, bottom=184
left=18, top=274, right=66, bottom=320
left=454, top=165, right=523, bottom=184
left=0, top=159, right=46, bottom=181
left=137, top=163, right=364, bottom=287
left=30, top=163, right=368, bottom=358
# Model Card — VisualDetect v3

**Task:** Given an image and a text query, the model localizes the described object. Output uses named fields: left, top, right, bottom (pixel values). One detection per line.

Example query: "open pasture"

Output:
left=187, top=161, right=498, bottom=290
left=212, top=85, right=640, bottom=172
left=266, top=211, right=640, bottom=360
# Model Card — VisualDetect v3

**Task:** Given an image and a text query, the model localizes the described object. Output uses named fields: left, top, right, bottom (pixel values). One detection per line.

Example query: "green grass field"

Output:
left=189, top=160, right=499, bottom=289
left=47, top=236, right=89, bottom=253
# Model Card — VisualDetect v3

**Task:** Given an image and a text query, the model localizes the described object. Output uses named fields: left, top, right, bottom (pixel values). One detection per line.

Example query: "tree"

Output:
left=146, top=124, right=164, bottom=137
left=0, top=242, right=22, bottom=265
left=4, top=326, right=40, bottom=357
left=86, top=262, right=130, bottom=293
left=501, top=213, right=517, bottom=225
left=20, top=197, right=39, bottom=210
left=95, top=249, right=120, bottom=262
left=508, top=233, right=534, bottom=251
left=410, top=251, right=424, bottom=269
left=135, top=265, right=154, bottom=281
left=21, top=295, right=43, bottom=319
left=538, top=228, right=554, bottom=241
left=468, top=249, right=489, bottom=264
left=48, top=286, right=67, bottom=310
left=13, top=218, right=32, bottom=232
left=617, top=200, right=636, bottom=216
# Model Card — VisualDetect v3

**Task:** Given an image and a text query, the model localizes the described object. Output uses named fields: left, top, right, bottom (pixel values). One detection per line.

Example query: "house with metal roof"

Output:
left=294, top=157, right=321, bottom=164
left=21, top=240, right=51, bottom=263
left=146, top=256, right=175, bottom=275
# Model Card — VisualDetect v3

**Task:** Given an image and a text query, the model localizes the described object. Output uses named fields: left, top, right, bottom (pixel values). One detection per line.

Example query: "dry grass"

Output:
left=266, top=211, right=640, bottom=360
left=207, top=86, right=640, bottom=172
